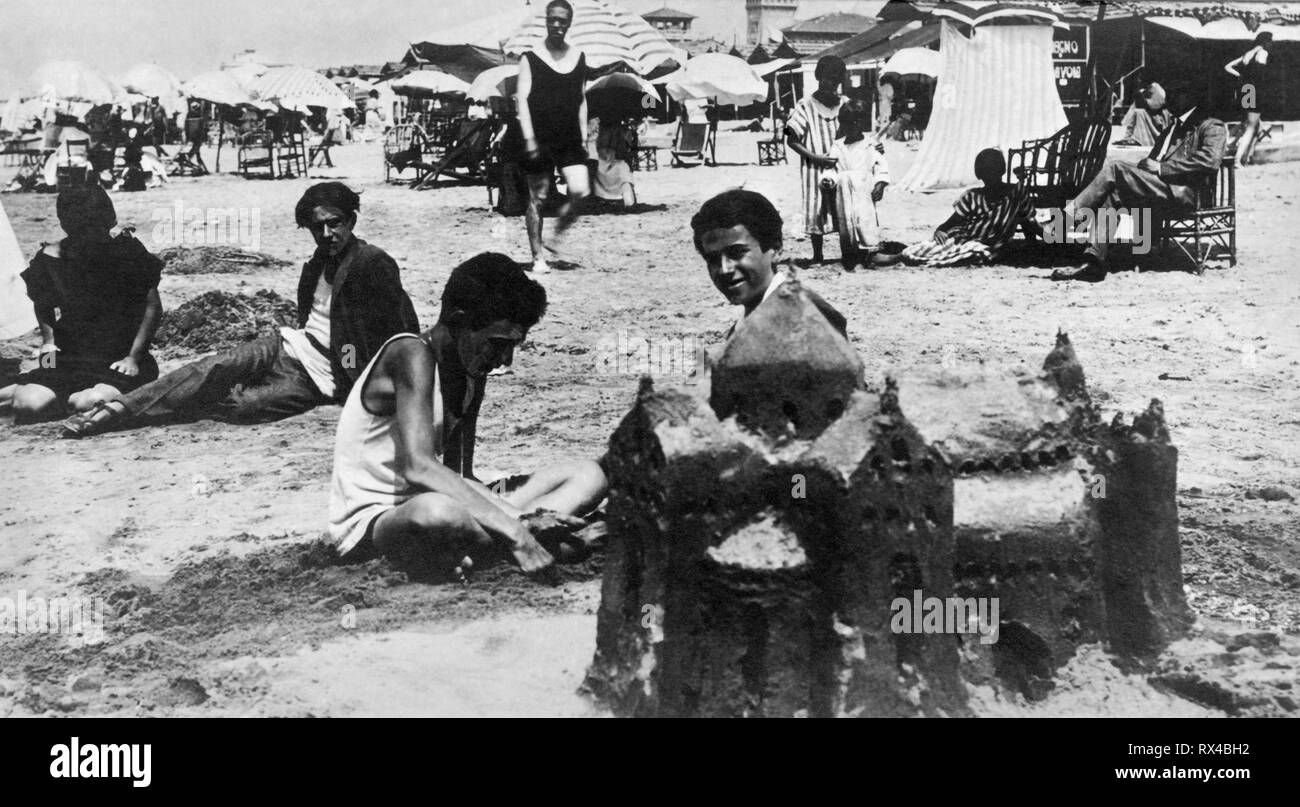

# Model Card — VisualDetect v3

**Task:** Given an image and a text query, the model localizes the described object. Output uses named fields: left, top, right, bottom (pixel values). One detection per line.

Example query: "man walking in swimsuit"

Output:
left=516, top=0, right=591, bottom=274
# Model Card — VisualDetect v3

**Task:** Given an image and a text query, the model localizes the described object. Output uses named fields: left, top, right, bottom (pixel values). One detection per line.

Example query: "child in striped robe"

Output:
left=894, top=148, right=1037, bottom=267
left=786, top=56, right=847, bottom=265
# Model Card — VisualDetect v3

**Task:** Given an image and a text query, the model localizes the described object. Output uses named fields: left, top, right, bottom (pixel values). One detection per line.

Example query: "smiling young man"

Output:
left=62, top=182, right=419, bottom=436
left=690, top=189, right=847, bottom=339
left=329, top=252, right=607, bottom=576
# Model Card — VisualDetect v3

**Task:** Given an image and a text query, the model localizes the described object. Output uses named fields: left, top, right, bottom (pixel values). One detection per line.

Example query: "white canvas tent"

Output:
left=897, top=6, right=1066, bottom=191
left=0, top=201, right=36, bottom=340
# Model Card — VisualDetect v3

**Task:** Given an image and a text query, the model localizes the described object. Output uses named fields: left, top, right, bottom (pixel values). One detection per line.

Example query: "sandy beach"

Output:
left=1, top=126, right=1297, bottom=716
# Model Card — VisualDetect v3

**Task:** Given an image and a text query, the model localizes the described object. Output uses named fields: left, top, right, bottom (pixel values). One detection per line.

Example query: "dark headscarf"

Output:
left=56, top=183, right=117, bottom=236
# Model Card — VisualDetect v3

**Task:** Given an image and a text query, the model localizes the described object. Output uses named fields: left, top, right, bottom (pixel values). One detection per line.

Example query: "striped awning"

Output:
left=503, top=0, right=686, bottom=75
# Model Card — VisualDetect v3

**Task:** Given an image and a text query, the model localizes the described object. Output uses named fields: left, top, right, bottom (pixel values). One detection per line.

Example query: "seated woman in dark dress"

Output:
left=2, top=184, right=163, bottom=424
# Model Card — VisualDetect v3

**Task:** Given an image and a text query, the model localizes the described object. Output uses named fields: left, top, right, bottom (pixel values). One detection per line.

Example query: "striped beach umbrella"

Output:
left=249, top=66, right=352, bottom=111
left=181, top=71, right=263, bottom=107
left=503, top=0, right=685, bottom=76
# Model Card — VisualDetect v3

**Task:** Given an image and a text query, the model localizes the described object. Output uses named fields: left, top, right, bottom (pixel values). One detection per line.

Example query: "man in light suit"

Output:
left=1053, top=91, right=1227, bottom=282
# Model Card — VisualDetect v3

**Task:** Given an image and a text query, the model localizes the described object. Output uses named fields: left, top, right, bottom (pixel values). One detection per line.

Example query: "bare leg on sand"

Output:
left=525, top=171, right=552, bottom=273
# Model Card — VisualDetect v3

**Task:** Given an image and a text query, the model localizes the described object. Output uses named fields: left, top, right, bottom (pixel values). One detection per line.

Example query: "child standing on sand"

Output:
left=820, top=99, right=890, bottom=272
left=785, top=56, right=846, bottom=265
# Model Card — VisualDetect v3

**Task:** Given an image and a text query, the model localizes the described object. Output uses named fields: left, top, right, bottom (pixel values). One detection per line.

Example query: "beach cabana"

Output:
left=0, top=202, right=35, bottom=340
left=897, top=2, right=1067, bottom=191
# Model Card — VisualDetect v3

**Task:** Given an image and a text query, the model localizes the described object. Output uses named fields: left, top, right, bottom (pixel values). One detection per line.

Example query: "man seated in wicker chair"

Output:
left=1052, top=91, right=1226, bottom=283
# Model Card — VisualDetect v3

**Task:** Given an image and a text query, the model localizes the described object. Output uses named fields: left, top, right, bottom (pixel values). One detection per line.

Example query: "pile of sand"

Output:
left=154, top=289, right=296, bottom=356
left=158, top=245, right=294, bottom=275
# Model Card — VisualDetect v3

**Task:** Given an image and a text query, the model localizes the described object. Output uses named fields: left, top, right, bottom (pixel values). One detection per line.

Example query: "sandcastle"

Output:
left=584, top=278, right=1190, bottom=717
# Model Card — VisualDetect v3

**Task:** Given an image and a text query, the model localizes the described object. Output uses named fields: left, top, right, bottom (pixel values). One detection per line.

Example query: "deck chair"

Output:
left=64, top=139, right=90, bottom=162
left=384, top=123, right=425, bottom=182
left=412, top=118, right=497, bottom=190
left=670, top=120, right=715, bottom=167
left=169, top=148, right=208, bottom=176
left=309, top=129, right=339, bottom=168
left=1153, top=155, right=1236, bottom=275
left=237, top=130, right=275, bottom=180
left=1006, top=120, right=1111, bottom=210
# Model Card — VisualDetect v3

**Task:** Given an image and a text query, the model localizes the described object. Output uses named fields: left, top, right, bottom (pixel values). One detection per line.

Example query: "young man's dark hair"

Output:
left=439, top=252, right=548, bottom=329
left=547, top=0, right=574, bottom=14
left=294, top=182, right=362, bottom=228
left=690, top=188, right=784, bottom=255
left=814, top=55, right=847, bottom=82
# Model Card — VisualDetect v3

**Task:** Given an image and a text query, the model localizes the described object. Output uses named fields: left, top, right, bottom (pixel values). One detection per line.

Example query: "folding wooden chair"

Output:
left=237, top=130, right=275, bottom=180
left=276, top=130, right=308, bottom=179
left=670, top=120, right=715, bottom=167
left=756, top=135, right=786, bottom=165
left=1154, top=155, right=1236, bottom=274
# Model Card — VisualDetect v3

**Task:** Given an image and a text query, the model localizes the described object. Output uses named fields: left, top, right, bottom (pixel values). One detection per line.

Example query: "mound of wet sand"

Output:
left=154, top=290, right=296, bottom=357
left=158, top=245, right=294, bottom=275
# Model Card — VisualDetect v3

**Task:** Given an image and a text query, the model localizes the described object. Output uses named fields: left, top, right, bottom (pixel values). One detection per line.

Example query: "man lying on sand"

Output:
left=62, top=182, right=419, bottom=437
left=329, top=252, right=608, bottom=577
left=690, top=189, right=847, bottom=339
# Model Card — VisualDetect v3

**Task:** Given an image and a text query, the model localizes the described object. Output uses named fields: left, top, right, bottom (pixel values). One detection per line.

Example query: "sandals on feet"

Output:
left=61, top=399, right=127, bottom=439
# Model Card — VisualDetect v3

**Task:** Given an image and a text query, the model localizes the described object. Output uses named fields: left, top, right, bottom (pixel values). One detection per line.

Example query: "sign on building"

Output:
left=1053, top=24, right=1090, bottom=112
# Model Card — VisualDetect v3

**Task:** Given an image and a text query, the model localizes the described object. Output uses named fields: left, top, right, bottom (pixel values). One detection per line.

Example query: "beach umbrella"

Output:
left=585, top=71, right=659, bottom=120
left=226, top=62, right=268, bottom=90
left=753, top=57, right=798, bottom=78
left=122, top=63, right=183, bottom=100
left=28, top=61, right=121, bottom=105
left=404, top=43, right=505, bottom=84
left=182, top=71, right=261, bottom=107
left=466, top=64, right=520, bottom=102
left=250, top=66, right=352, bottom=111
left=418, top=8, right=532, bottom=50
left=881, top=47, right=941, bottom=78
left=1, top=97, right=21, bottom=132
left=664, top=53, right=767, bottom=107
left=388, top=69, right=471, bottom=98
left=503, top=0, right=685, bottom=75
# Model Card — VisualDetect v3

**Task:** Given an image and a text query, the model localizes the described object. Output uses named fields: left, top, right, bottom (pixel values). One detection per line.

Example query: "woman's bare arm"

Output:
left=128, top=288, right=162, bottom=361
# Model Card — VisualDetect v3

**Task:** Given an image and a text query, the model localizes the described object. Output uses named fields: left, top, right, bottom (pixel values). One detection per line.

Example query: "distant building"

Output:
left=320, top=65, right=388, bottom=81
left=641, top=5, right=698, bottom=42
left=748, top=0, right=800, bottom=46
left=682, top=37, right=731, bottom=57
left=781, top=12, right=875, bottom=54
left=219, top=49, right=289, bottom=70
